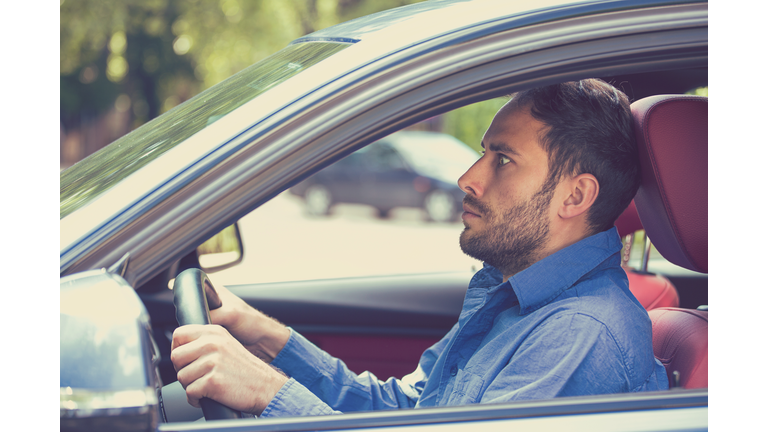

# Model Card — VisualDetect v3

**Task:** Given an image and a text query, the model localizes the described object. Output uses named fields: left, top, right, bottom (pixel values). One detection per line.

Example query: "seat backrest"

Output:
left=615, top=201, right=679, bottom=310
left=632, top=95, right=708, bottom=274
left=647, top=307, right=708, bottom=388
left=624, top=270, right=679, bottom=310
left=630, top=94, right=707, bottom=388
left=614, top=200, right=643, bottom=238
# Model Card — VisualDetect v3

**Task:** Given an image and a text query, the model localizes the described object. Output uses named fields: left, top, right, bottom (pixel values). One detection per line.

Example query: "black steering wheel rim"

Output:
left=172, top=268, right=243, bottom=420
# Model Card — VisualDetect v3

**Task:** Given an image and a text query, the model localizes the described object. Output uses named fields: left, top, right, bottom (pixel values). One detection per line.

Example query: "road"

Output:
left=207, top=192, right=482, bottom=286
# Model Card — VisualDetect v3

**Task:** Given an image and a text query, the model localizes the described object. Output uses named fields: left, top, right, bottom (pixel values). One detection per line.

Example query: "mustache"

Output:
left=463, top=195, right=491, bottom=216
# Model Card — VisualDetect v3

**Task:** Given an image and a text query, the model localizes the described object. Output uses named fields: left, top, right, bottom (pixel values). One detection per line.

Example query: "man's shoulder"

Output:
left=521, top=264, right=648, bottom=343
left=529, top=279, right=654, bottom=357
left=558, top=265, right=648, bottom=322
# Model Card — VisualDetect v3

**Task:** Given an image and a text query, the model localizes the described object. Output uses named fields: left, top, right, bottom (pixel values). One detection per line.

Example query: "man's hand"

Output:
left=170, top=324, right=289, bottom=415
left=207, top=284, right=291, bottom=362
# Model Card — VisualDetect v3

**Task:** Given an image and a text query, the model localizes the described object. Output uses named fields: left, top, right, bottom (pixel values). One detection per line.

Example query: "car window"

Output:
left=204, top=83, right=704, bottom=287
left=60, top=41, right=350, bottom=219
left=205, top=100, right=502, bottom=286
left=389, top=132, right=483, bottom=184
left=365, top=143, right=410, bottom=172
left=621, top=230, right=699, bottom=277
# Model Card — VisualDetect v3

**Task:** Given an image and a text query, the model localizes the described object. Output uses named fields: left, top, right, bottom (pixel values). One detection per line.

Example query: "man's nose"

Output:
left=458, top=159, right=485, bottom=197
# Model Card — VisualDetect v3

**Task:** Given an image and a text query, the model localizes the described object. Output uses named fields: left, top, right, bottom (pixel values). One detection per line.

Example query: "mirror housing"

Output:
left=60, top=269, right=162, bottom=431
left=196, top=222, right=244, bottom=273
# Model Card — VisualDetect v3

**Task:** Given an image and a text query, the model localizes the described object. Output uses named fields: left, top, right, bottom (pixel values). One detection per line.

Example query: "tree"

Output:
left=60, top=0, right=425, bottom=167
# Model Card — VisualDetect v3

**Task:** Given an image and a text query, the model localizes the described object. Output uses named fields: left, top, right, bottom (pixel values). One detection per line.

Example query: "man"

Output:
left=170, top=79, right=669, bottom=417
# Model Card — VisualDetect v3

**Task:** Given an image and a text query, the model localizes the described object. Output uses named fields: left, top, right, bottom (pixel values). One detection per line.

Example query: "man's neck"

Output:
left=502, top=226, right=592, bottom=283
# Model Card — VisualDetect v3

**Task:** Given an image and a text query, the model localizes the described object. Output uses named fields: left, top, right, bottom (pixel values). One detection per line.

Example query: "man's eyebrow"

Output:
left=481, top=141, right=522, bottom=157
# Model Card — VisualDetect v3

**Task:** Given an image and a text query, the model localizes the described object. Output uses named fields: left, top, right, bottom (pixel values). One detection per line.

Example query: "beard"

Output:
left=459, top=179, right=557, bottom=277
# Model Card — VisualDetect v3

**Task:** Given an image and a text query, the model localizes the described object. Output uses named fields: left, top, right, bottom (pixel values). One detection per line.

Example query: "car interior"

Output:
left=616, top=200, right=681, bottom=311
left=630, top=94, right=708, bottom=390
left=136, top=67, right=708, bottom=421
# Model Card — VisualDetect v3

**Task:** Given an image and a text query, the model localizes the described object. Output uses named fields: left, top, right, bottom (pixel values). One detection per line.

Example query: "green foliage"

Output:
left=60, top=42, right=349, bottom=218
left=197, top=224, right=240, bottom=255
left=688, top=86, right=708, bottom=97
left=60, top=0, right=427, bottom=129
left=60, top=0, right=197, bottom=125
left=441, top=97, right=509, bottom=153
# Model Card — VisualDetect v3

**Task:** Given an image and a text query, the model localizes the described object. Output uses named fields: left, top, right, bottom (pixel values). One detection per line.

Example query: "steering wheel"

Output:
left=172, top=268, right=243, bottom=420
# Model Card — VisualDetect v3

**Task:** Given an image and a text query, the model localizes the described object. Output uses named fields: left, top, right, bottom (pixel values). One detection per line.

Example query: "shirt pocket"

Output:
left=446, top=370, right=485, bottom=406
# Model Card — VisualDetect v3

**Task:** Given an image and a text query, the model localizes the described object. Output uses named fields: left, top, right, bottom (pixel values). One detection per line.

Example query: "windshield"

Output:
left=60, top=41, right=350, bottom=219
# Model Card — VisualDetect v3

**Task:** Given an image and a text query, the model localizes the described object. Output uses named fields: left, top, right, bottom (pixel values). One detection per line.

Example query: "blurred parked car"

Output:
left=289, top=131, right=478, bottom=222
left=60, top=0, right=708, bottom=431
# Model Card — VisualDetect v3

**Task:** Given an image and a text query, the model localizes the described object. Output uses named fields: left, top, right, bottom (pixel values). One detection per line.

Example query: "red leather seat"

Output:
left=625, top=271, right=679, bottom=310
left=615, top=201, right=679, bottom=310
left=631, top=94, right=707, bottom=389
left=647, top=307, right=708, bottom=388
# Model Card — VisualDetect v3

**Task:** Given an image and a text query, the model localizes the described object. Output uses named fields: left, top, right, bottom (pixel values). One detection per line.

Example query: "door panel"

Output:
left=300, top=333, right=440, bottom=379
left=140, top=271, right=471, bottom=384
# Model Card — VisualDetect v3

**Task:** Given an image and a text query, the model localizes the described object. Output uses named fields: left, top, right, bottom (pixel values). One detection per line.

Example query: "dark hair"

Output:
left=510, top=79, right=639, bottom=234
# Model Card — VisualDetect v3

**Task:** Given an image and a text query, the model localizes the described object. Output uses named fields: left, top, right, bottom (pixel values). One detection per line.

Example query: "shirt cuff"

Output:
left=271, top=327, right=327, bottom=385
left=260, top=378, right=338, bottom=418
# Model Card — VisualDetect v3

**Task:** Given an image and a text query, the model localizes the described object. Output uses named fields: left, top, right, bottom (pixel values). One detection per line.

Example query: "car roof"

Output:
left=292, top=0, right=702, bottom=44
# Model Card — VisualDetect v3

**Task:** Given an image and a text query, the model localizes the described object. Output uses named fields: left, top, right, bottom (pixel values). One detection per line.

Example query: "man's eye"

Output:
left=498, top=155, right=511, bottom=166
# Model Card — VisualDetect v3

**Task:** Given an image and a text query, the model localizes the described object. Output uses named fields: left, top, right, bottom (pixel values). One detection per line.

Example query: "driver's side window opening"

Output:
left=205, top=97, right=510, bottom=287
left=202, top=69, right=708, bottom=289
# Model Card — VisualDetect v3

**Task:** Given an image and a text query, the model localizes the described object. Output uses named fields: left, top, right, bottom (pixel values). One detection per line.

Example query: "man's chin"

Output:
left=459, top=230, right=482, bottom=259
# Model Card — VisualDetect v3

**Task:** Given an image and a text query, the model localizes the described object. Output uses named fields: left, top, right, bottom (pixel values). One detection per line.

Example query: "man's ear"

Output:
left=557, top=173, right=599, bottom=219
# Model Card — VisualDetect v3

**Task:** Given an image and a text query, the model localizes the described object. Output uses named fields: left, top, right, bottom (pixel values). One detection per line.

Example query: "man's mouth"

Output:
left=462, top=204, right=480, bottom=217
left=462, top=197, right=483, bottom=219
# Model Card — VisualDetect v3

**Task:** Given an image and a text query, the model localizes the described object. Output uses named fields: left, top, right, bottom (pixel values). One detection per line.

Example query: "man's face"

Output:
left=458, top=103, right=556, bottom=277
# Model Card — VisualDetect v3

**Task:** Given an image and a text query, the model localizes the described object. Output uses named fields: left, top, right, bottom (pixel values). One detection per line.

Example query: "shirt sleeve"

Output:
left=478, top=313, right=634, bottom=403
left=261, top=327, right=454, bottom=417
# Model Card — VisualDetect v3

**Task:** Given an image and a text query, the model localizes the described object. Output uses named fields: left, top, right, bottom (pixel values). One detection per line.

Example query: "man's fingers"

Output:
left=175, top=348, right=219, bottom=388
left=170, top=325, right=228, bottom=372
left=186, top=395, right=200, bottom=409
left=167, top=322, right=284, bottom=414
left=172, top=324, right=230, bottom=350
left=171, top=324, right=206, bottom=351
left=170, top=340, right=201, bottom=373
left=181, top=358, right=229, bottom=409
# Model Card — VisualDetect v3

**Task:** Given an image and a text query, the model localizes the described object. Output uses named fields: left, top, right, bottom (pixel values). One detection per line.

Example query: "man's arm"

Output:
left=206, top=284, right=291, bottom=363
left=170, top=285, right=448, bottom=416
left=260, top=327, right=454, bottom=416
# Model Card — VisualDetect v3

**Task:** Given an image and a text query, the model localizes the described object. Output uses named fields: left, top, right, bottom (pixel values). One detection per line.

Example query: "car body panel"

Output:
left=155, top=390, right=706, bottom=432
left=141, top=271, right=472, bottom=384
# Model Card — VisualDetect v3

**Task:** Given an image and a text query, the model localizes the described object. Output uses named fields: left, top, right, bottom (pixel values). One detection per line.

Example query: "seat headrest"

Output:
left=614, top=200, right=642, bottom=237
left=631, top=95, right=708, bottom=273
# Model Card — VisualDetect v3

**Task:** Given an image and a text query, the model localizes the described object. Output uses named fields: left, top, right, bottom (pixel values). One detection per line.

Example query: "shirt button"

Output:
left=450, top=366, right=458, bottom=377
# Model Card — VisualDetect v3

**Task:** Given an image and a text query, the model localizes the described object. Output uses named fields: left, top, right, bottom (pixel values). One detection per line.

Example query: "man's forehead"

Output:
left=482, top=103, right=546, bottom=151
left=480, top=140, right=522, bottom=157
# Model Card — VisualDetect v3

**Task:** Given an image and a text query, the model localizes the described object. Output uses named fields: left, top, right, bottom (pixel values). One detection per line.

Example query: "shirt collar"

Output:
left=468, top=227, right=623, bottom=314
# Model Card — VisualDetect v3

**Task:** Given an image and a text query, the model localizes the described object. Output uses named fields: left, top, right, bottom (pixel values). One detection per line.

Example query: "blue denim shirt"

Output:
left=261, top=228, right=668, bottom=417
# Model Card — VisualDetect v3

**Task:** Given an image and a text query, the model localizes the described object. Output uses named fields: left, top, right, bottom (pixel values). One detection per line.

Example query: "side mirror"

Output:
left=61, top=270, right=162, bottom=431
left=196, top=223, right=244, bottom=273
